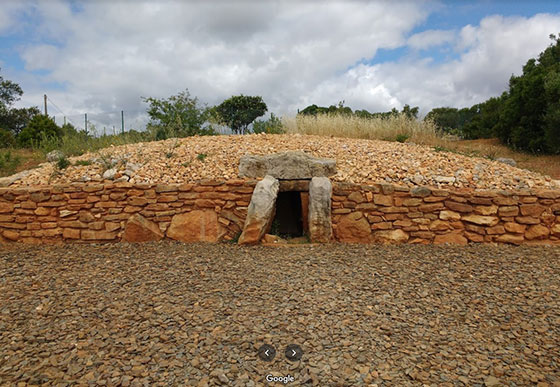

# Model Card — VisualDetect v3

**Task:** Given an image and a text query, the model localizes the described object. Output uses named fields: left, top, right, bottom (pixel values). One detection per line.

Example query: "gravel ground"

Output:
left=1, top=242, right=559, bottom=386
left=10, top=134, right=559, bottom=190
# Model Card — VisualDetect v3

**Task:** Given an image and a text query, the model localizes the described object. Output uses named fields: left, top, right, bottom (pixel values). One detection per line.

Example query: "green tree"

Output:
left=142, top=89, right=214, bottom=139
left=424, top=107, right=460, bottom=133
left=215, top=95, right=268, bottom=134
left=401, top=104, right=419, bottom=119
left=0, top=69, right=41, bottom=138
left=0, top=128, right=15, bottom=148
left=18, top=115, right=62, bottom=148
left=252, top=113, right=284, bottom=134
left=494, top=34, right=560, bottom=153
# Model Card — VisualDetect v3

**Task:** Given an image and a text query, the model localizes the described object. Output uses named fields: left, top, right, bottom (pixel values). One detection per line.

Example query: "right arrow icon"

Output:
left=285, top=344, right=303, bottom=361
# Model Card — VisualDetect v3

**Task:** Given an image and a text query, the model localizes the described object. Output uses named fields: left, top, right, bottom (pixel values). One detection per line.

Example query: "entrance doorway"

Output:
left=272, top=191, right=304, bottom=237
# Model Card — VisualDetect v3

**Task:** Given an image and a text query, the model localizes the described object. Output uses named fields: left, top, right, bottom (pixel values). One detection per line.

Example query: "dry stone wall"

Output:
left=332, top=182, right=560, bottom=245
left=0, top=179, right=559, bottom=245
left=0, top=180, right=255, bottom=245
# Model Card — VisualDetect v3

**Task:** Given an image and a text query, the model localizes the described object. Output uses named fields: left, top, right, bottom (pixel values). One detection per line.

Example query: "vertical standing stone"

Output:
left=308, top=177, right=332, bottom=243
left=238, top=175, right=279, bottom=245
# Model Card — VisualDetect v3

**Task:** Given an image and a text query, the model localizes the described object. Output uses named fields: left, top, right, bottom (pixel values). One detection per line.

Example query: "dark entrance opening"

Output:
left=272, top=191, right=304, bottom=237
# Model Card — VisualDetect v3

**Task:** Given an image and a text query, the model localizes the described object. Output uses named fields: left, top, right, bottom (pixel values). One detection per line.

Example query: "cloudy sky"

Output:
left=1, top=0, right=560, bottom=131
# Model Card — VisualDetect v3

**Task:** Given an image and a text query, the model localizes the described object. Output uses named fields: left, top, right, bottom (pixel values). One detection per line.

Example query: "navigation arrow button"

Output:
left=258, top=344, right=276, bottom=362
left=285, top=344, right=303, bottom=361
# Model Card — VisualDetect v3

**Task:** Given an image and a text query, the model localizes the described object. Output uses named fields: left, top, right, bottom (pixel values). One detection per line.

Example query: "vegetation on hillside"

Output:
left=426, top=34, right=560, bottom=154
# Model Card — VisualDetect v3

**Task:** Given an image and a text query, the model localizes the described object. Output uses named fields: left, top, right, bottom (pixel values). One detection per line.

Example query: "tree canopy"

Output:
left=0, top=69, right=40, bottom=139
left=142, top=89, right=214, bottom=139
left=214, top=95, right=267, bottom=134
left=299, top=102, right=419, bottom=120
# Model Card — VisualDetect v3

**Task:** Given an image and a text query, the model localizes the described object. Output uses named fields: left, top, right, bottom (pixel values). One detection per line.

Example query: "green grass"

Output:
left=0, top=150, right=21, bottom=177
left=197, top=153, right=207, bottom=161
left=56, top=157, right=70, bottom=170
left=74, top=160, right=92, bottom=166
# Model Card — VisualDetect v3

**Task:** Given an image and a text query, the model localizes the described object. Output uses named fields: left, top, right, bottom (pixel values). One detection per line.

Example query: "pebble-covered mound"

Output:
left=10, top=134, right=560, bottom=190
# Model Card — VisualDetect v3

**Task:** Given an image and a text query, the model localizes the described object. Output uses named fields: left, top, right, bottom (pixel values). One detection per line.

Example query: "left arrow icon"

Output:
left=258, top=344, right=276, bottom=362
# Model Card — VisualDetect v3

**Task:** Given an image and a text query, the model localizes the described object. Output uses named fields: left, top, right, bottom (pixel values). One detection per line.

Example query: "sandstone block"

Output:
left=335, top=212, right=371, bottom=243
left=123, top=214, right=164, bottom=242
left=434, top=233, right=468, bottom=245
left=465, top=232, right=484, bottom=242
left=461, top=214, right=499, bottom=226
left=486, top=225, right=506, bottom=235
left=474, top=205, right=498, bottom=216
left=418, top=203, right=444, bottom=213
left=0, top=202, right=14, bottom=213
left=498, top=206, right=519, bottom=217
left=372, top=229, right=409, bottom=244
left=380, top=206, right=409, bottom=213
left=62, top=228, right=81, bottom=239
left=515, top=216, right=540, bottom=225
left=551, top=223, right=560, bottom=236
left=504, top=222, right=526, bottom=234
left=496, top=234, right=524, bottom=244
left=445, top=201, right=473, bottom=213
left=2, top=229, right=19, bottom=241
left=535, top=190, right=560, bottom=199
left=373, top=194, right=392, bottom=206
left=403, top=198, right=422, bottom=207
left=429, top=220, right=452, bottom=231
left=520, top=204, right=545, bottom=217
left=493, top=197, right=518, bottom=206
left=238, top=175, right=279, bottom=245
left=439, top=210, right=461, bottom=221
left=81, top=230, right=117, bottom=240
left=372, top=222, right=392, bottom=230
left=524, top=224, right=550, bottom=240
left=411, top=186, right=431, bottom=197
left=168, top=210, right=219, bottom=242
left=347, top=191, right=365, bottom=204
left=308, top=177, right=332, bottom=243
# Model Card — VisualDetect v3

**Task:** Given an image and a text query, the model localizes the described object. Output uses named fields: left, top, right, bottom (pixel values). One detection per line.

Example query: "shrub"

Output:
left=197, top=153, right=207, bottom=161
left=0, top=150, right=21, bottom=176
left=395, top=133, right=409, bottom=143
left=0, top=127, right=15, bottom=147
left=252, top=113, right=284, bottom=134
left=56, top=156, right=70, bottom=169
left=18, top=115, right=62, bottom=148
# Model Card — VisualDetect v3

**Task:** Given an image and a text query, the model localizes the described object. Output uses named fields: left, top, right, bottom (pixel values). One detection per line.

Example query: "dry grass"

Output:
left=282, top=114, right=441, bottom=145
left=440, top=138, right=560, bottom=179
left=0, top=148, right=44, bottom=177
left=282, top=114, right=560, bottom=180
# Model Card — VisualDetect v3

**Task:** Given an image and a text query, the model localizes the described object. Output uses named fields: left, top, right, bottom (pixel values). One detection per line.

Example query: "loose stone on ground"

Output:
left=0, top=242, right=558, bottom=385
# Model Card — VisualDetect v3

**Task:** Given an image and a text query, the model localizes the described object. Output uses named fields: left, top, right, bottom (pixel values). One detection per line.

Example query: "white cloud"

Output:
left=306, top=13, right=560, bottom=116
left=8, top=0, right=429, bottom=119
left=408, top=29, right=456, bottom=50
left=6, top=1, right=560, bottom=125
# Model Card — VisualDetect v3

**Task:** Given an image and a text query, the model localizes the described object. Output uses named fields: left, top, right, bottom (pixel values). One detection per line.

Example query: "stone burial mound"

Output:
left=0, top=135, right=559, bottom=246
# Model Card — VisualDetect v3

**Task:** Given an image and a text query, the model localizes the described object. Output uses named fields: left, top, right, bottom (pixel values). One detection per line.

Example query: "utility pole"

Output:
left=44, top=94, right=48, bottom=116
left=121, top=110, right=125, bottom=135
left=85, top=113, right=88, bottom=135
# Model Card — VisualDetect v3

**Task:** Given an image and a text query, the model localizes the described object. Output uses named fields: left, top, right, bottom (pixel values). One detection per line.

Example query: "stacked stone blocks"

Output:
left=0, top=180, right=559, bottom=245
